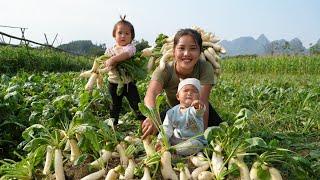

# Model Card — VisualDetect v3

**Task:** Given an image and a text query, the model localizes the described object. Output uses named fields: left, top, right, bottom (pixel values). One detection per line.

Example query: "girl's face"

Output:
left=174, top=35, right=201, bottom=72
left=176, top=84, right=200, bottom=108
left=115, top=24, right=132, bottom=46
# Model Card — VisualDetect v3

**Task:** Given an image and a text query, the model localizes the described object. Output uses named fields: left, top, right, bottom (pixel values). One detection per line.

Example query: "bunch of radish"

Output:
left=141, top=26, right=226, bottom=79
left=79, top=55, right=109, bottom=92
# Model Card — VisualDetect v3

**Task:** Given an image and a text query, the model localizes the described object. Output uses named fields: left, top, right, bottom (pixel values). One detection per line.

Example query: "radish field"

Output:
left=0, top=46, right=319, bottom=179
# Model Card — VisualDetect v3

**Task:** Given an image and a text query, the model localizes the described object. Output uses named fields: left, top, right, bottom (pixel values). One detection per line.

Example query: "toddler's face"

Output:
left=176, top=84, right=200, bottom=108
left=115, top=24, right=132, bottom=46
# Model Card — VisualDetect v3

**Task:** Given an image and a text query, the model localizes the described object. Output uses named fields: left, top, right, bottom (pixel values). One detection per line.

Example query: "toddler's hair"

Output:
left=112, top=15, right=135, bottom=40
left=173, top=28, right=203, bottom=52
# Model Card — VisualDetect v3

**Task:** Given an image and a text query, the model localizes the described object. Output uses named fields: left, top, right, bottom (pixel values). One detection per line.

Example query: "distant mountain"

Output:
left=220, top=35, right=308, bottom=56
left=309, top=38, right=320, bottom=54
left=57, top=40, right=105, bottom=56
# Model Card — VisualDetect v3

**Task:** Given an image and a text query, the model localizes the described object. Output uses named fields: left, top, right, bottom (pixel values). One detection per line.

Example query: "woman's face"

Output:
left=115, top=24, right=132, bottom=46
left=174, top=35, right=201, bottom=72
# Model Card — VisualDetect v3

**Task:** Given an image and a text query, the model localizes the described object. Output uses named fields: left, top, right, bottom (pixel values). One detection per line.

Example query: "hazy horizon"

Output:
left=1, top=0, right=319, bottom=48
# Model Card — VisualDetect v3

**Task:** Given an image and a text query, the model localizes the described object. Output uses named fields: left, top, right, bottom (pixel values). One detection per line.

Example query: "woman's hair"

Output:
left=173, top=28, right=203, bottom=52
left=112, top=15, right=135, bottom=40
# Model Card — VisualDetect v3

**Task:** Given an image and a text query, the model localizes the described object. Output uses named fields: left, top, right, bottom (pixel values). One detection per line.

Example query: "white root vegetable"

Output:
left=229, top=157, right=250, bottom=180
left=141, top=166, right=152, bottom=180
left=198, top=171, right=215, bottom=180
left=69, top=138, right=81, bottom=163
left=85, top=73, right=98, bottom=91
left=211, top=151, right=225, bottom=177
left=123, top=159, right=136, bottom=179
left=80, top=168, right=106, bottom=180
left=160, top=151, right=178, bottom=180
left=124, top=135, right=142, bottom=144
left=80, top=70, right=92, bottom=78
left=249, top=161, right=260, bottom=180
left=190, top=154, right=209, bottom=167
left=179, top=166, right=191, bottom=180
left=111, top=152, right=120, bottom=158
left=91, top=60, right=99, bottom=72
left=143, top=136, right=156, bottom=157
left=204, top=50, right=220, bottom=69
left=199, top=52, right=206, bottom=61
left=96, top=75, right=103, bottom=89
left=191, top=164, right=210, bottom=180
left=159, top=51, right=173, bottom=71
left=116, top=143, right=129, bottom=168
left=269, top=167, right=282, bottom=180
left=147, top=56, right=155, bottom=72
left=54, top=148, right=65, bottom=180
left=141, top=47, right=154, bottom=57
left=90, top=149, right=112, bottom=168
left=64, top=140, right=70, bottom=151
left=105, top=165, right=123, bottom=180
left=43, top=145, right=53, bottom=175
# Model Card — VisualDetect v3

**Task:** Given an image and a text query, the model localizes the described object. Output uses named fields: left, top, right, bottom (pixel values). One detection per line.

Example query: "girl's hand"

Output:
left=191, top=100, right=204, bottom=110
left=104, top=58, right=116, bottom=70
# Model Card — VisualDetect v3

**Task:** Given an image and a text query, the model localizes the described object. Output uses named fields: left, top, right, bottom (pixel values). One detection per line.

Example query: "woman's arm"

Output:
left=200, top=84, right=212, bottom=128
left=141, top=80, right=163, bottom=139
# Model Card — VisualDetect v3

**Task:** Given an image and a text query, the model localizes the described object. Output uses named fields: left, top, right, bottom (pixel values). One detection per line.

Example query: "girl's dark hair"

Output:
left=112, top=15, right=135, bottom=40
left=173, top=28, right=203, bottom=51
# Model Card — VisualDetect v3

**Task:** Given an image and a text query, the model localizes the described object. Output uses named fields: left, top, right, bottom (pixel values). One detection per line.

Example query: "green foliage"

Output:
left=57, top=40, right=105, bottom=56
left=0, top=46, right=92, bottom=74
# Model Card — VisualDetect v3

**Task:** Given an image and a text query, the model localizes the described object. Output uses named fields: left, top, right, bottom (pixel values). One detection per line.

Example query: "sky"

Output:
left=1, top=0, right=319, bottom=48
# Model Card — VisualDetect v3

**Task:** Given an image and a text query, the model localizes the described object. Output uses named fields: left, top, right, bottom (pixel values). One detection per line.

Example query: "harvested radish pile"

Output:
left=141, top=26, right=226, bottom=81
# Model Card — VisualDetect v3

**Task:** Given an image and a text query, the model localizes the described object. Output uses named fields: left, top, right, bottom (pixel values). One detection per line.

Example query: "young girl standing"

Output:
left=104, top=15, right=145, bottom=125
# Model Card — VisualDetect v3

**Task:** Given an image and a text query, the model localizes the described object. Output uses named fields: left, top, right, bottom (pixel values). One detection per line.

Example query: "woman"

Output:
left=142, top=28, right=222, bottom=139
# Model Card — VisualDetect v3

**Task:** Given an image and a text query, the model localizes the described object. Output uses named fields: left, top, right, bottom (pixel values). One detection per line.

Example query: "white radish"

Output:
left=190, top=154, right=209, bottom=167
left=159, top=51, right=173, bottom=71
left=191, top=164, right=210, bottom=180
left=85, top=73, right=98, bottom=91
left=124, top=135, right=142, bottom=144
left=81, top=168, right=106, bottom=180
left=143, top=136, right=156, bottom=157
left=269, top=167, right=282, bottom=180
left=116, top=143, right=129, bottom=168
left=212, top=44, right=222, bottom=53
left=105, top=165, right=123, bottom=180
left=54, top=148, right=65, bottom=180
left=141, top=166, right=152, bottom=180
left=204, top=50, right=220, bottom=69
left=90, top=149, right=112, bottom=168
left=179, top=166, right=191, bottom=180
left=141, top=47, right=154, bottom=57
left=80, top=70, right=92, bottom=78
left=249, top=162, right=259, bottom=180
left=160, top=151, right=178, bottom=180
left=211, top=151, right=224, bottom=177
left=43, top=145, right=53, bottom=175
left=123, top=159, right=136, bottom=179
left=69, top=138, right=81, bottom=163
left=96, top=75, right=103, bottom=89
left=229, top=157, right=250, bottom=180
left=147, top=57, right=155, bottom=72
left=199, top=52, right=206, bottom=61
left=198, top=171, right=215, bottom=180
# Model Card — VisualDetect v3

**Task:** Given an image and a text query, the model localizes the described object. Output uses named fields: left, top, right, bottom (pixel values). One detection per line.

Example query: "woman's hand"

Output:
left=141, top=118, right=158, bottom=139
